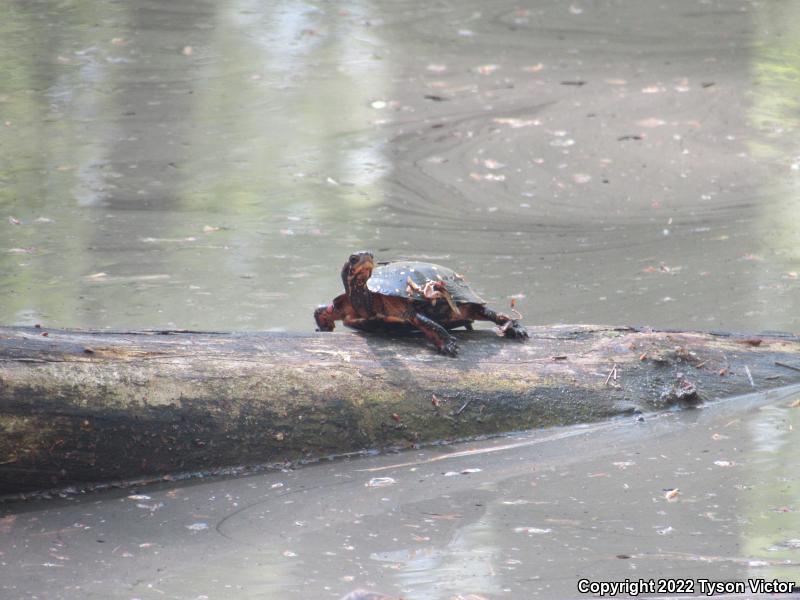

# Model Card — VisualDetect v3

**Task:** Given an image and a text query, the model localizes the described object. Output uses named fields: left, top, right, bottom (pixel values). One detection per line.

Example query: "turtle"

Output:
left=314, top=251, right=529, bottom=356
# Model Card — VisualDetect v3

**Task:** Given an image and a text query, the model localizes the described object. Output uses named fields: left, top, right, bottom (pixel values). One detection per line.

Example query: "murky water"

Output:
left=1, top=0, right=798, bottom=332
left=2, top=2, right=800, bottom=597
left=1, top=386, right=798, bottom=599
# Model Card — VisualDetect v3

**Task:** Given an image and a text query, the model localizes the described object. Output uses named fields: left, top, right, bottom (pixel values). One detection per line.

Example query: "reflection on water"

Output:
left=0, top=0, right=389, bottom=330
left=1, top=0, right=798, bottom=333
left=748, top=1, right=800, bottom=331
left=1, top=387, right=798, bottom=599
left=743, top=403, right=800, bottom=583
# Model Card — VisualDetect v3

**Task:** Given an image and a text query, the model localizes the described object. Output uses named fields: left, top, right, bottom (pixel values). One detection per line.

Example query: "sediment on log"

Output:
left=1, top=324, right=799, bottom=496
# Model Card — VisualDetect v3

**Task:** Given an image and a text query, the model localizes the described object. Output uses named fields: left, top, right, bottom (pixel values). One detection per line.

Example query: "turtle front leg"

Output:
left=472, top=305, right=529, bottom=340
left=408, top=312, right=460, bottom=357
left=314, top=294, right=351, bottom=331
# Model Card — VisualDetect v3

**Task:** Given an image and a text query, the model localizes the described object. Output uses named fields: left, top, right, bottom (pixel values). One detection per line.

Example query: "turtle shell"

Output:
left=366, top=261, right=485, bottom=305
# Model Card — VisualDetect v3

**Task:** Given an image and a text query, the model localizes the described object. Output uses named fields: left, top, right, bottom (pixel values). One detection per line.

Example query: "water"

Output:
left=2, top=2, right=800, bottom=597
left=1, top=0, right=798, bottom=333
left=1, top=386, right=798, bottom=599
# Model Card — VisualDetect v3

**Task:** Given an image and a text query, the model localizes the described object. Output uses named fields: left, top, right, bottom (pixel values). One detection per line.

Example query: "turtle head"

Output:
left=341, top=251, right=375, bottom=294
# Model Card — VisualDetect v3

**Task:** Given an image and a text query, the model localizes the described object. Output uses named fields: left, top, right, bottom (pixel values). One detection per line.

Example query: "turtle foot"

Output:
left=503, top=320, right=529, bottom=341
left=439, top=337, right=460, bottom=357
left=314, top=305, right=336, bottom=332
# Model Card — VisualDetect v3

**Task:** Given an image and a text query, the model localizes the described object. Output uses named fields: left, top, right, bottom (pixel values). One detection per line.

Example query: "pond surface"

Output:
left=2, top=1, right=800, bottom=597
left=1, top=0, right=798, bottom=333
left=1, top=386, right=799, bottom=599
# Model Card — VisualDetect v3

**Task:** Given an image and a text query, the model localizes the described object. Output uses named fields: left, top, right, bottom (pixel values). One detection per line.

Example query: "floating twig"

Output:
left=604, top=364, right=618, bottom=386
left=455, top=399, right=473, bottom=416
left=509, top=298, right=524, bottom=321
left=775, top=361, right=800, bottom=373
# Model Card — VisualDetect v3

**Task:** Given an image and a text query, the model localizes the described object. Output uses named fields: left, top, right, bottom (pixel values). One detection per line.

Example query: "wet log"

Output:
left=1, top=324, right=799, bottom=496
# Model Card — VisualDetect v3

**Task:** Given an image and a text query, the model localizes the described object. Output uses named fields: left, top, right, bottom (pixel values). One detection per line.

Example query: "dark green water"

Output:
left=1, top=386, right=798, bottom=599
left=2, top=2, right=800, bottom=597
left=1, top=0, right=798, bottom=333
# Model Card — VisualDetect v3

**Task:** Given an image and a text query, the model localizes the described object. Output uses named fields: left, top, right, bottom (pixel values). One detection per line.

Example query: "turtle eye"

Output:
left=349, top=255, right=359, bottom=265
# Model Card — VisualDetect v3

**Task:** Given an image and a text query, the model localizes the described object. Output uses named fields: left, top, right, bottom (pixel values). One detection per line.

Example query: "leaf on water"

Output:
left=426, top=64, right=447, bottom=73
left=714, top=460, right=735, bottom=467
left=493, top=117, right=540, bottom=128
left=637, top=118, right=666, bottom=128
left=664, top=488, right=680, bottom=502
left=0, top=515, right=16, bottom=534
left=550, top=138, right=575, bottom=147
left=8, top=216, right=21, bottom=225
left=202, top=225, right=221, bottom=233
left=141, top=237, right=197, bottom=243
left=366, top=477, right=396, bottom=488
left=181, top=46, right=193, bottom=56
left=475, top=65, right=499, bottom=75
left=513, top=526, right=552, bottom=534
left=127, top=494, right=151, bottom=500
left=523, top=63, right=544, bottom=73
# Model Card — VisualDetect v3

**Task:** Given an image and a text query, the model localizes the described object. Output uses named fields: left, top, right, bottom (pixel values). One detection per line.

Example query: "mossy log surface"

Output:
left=1, top=324, right=799, bottom=496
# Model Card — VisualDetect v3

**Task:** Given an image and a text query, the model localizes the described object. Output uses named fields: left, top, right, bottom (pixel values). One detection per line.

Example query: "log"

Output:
left=1, top=324, right=799, bottom=496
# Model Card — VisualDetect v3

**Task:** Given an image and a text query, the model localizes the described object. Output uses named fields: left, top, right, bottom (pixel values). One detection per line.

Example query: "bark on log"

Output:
left=1, top=324, right=799, bottom=496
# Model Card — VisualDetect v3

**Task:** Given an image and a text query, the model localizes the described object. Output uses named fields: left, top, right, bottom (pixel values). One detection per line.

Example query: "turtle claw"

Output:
left=439, top=337, right=460, bottom=357
left=503, top=320, right=529, bottom=341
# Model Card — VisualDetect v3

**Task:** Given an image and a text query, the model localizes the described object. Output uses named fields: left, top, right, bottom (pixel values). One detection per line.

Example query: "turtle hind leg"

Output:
left=471, top=305, right=529, bottom=340
left=408, top=312, right=459, bottom=357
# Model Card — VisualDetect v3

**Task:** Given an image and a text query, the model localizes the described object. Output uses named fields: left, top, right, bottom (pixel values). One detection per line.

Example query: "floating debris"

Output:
left=513, top=526, right=552, bottom=534
left=366, top=477, right=396, bottom=488
left=444, top=468, right=482, bottom=477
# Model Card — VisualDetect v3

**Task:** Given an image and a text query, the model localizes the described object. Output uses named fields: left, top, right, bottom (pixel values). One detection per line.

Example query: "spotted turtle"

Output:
left=314, top=252, right=529, bottom=356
